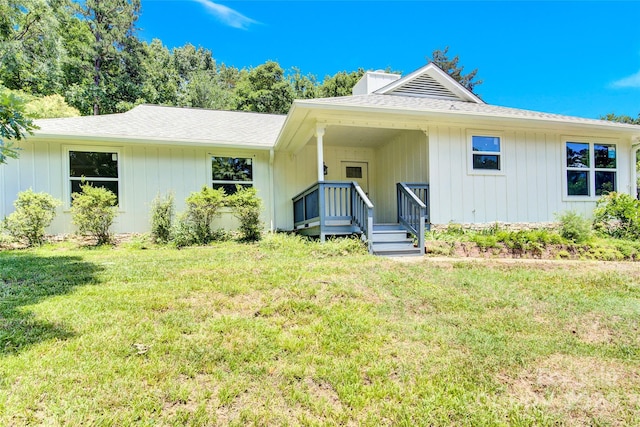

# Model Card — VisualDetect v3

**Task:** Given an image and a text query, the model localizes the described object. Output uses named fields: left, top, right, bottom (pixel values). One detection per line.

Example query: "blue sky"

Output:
left=138, top=1, right=640, bottom=120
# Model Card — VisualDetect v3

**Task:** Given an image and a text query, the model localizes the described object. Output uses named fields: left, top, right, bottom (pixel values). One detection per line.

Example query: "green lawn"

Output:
left=1, top=235, right=639, bottom=426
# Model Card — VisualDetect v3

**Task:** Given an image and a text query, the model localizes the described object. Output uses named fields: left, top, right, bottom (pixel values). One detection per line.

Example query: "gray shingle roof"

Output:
left=298, top=94, right=640, bottom=131
left=35, top=105, right=286, bottom=148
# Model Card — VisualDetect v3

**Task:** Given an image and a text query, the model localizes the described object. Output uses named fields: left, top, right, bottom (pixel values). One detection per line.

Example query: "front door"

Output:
left=341, top=161, right=369, bottom=195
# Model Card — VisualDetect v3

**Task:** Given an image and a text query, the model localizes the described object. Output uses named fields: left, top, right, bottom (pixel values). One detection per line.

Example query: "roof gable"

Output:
left=375, top=63, right=484, bottom=104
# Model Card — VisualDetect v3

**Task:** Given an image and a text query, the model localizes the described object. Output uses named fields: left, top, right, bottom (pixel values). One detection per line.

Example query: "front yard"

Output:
left=1, top=235, right=639, bottom=425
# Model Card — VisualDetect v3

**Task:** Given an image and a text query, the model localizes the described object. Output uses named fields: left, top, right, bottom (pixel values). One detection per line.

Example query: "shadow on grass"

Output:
left=0, top=252, right=102, bottom=355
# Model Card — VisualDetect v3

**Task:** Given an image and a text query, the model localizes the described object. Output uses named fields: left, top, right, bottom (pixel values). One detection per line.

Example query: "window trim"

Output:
left=209, top=153, right=255, bottom=195
left=63, top=145, right=123, bottom=210
left=467, top=130, right=505, bottom=176
left=562, top=136, right=618, bottom=201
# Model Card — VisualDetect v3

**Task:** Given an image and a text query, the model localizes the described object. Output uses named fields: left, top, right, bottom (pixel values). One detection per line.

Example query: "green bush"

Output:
left=227, top=186, right=263, bottom=242
left=3, top=189, right=60, bottom=246
left=593, top=192, right=640, bottom=239
left=175, top=186, right=225, bottom=245
left=150, top=192, right=174, bottom=244
left=556, top=211, right=591, bottom=243
left=71, top=183, right=118, bottom=245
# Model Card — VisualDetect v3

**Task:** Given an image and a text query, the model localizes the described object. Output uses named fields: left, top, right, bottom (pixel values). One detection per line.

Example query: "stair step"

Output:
left=373, top=223, right=405, bottom=231
left=372, top=232, right=411, bottom=243
left=371, top=241, right=421, bottom=257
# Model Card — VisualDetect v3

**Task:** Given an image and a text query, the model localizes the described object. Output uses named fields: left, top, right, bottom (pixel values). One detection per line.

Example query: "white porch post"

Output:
left=316, top=124, right=325, bottom=182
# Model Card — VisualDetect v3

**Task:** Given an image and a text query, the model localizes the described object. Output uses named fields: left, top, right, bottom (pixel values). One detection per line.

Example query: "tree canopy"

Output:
left=0, top=1, right=487, bottom=120
left=0, top=91, right=37, bottom=163
left=428, top=46, right=482, bottom=94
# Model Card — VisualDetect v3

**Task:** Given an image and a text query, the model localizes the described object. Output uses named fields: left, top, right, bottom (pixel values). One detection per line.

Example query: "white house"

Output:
left=2, top=63, right=640, bottom=255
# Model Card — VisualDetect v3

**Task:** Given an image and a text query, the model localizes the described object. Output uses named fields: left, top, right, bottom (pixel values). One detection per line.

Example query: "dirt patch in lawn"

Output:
left=500, top=354, right=640, bottom=425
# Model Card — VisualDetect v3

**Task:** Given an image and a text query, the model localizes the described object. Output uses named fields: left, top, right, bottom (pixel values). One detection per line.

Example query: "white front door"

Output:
left=341, top=161, right=369, bottom=195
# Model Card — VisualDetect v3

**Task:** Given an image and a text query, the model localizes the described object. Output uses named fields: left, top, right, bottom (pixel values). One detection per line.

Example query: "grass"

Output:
left=1, top=234, right=639, bottom=425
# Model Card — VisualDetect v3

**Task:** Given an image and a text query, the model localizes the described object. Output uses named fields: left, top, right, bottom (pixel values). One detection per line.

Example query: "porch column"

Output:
left=316, top=124, right=325, bottom=182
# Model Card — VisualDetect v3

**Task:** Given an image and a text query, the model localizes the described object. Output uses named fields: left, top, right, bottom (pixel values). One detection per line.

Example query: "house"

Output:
left=2, top=63, right=640, bottom=255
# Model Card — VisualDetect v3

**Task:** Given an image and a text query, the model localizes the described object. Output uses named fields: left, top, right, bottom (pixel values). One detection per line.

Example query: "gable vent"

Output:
left=387, top=74, right=462, bottom=100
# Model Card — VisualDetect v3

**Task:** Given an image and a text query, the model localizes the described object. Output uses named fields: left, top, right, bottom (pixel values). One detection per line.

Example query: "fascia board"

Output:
left=31, top=133, right=274, bottom=150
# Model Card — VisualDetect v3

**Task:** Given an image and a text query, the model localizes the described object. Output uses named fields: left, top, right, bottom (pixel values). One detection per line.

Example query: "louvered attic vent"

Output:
left=387, top=74, right=461, bottom=100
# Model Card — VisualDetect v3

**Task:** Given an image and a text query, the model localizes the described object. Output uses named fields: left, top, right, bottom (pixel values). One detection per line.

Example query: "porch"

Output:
left=292, top=181, right=429, bottom=256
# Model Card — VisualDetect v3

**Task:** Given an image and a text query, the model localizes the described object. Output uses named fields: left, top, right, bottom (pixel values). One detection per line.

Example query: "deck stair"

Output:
left=370, top=223, right=422, bottom=257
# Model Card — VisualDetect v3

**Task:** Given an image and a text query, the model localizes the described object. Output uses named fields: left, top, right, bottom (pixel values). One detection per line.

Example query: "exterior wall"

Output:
left=427, top=125, right=633, bottom=224
left=273, top=144, right=376, bottom=231
left=372, top=130, right=429, bottom=223
left=0, top=138, right=272, bottom=234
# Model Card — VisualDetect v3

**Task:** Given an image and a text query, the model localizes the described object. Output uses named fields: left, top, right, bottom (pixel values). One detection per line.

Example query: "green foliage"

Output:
left=593, top=192, right=640, bottom=239
left=226, top=186, right=263, bottom=242
left=3, top=189, right=60, bottom=246
left=235, top=61, right=294, bottom=114
left=175, top=186, right=225, bottom=246
left=556, top=211, right=592, bottom=243
left=150, top=192, right=174, bottom=244
left=600, top=112, right=640, bottom=125
left=0, top=90, right=37, bottom=163
left=25, top=94, right=80, bottom=118
left=319, top=69, right=365, bottom=97
left=70, top=183, right=118, bottom=245
left=428, top=46, right=482, bottom=94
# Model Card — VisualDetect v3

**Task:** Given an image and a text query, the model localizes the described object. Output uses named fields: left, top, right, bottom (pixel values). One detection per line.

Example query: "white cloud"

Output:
left=193, top=0, right=259, bottom=30
left=612, top=69, right=640, bottom=88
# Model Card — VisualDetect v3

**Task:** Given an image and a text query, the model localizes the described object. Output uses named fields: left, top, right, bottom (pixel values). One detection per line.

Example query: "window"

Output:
left=345, top=166, right=362, bottom=179
left=469, top=134, right=502, bottom=173
left=565, top=141, right=616, bottom=197
left=211, top=156, right=253, bottom=194
left=68, top=149, right=120, bottom=203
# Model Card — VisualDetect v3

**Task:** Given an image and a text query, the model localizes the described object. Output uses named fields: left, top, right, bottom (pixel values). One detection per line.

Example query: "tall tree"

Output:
left=289, top=67, right=318, bottom=99
left=74, top=0, right=141, bottom=115
left=0, top=0, right=67, bottom=95
left=428, top=46, right=482, bottom=94
left=235, top=61, right=294, bottom=114
left=0, top=91, right=37, bottom=163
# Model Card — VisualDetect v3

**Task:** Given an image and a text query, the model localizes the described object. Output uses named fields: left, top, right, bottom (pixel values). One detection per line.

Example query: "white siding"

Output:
left=428, top=125, right=633, bottom=224
left=0, top=139, right=272, bottom=234
left=373, top=130, right=429, bottom=223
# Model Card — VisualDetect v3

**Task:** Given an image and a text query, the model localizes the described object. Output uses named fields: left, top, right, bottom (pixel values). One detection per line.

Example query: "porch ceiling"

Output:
left=320, top=125, right=405, bottom=147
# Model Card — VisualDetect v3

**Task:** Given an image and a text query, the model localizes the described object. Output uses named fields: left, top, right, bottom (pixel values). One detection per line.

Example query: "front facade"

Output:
left=2, top=63, right=639, bottom=251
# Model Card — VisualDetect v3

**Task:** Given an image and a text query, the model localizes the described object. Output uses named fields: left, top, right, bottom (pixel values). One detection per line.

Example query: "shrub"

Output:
left=71, top=183, right=118, bottom=245
left=593, top=192, right=640, bottom=239
left=556, top=211, right=591, bottom=243
left=176, top=186, right=225, bottom=245
left=3, top=189, right=60, bottom=246
left=150, top=192, right=174, bottom=243
left=227, top=186, right=263, bottom=242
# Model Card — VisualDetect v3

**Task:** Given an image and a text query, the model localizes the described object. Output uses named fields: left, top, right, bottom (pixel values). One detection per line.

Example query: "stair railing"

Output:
left=351, top=182, right=374, bottom=253
left=397, top=182, right=427, bottom=255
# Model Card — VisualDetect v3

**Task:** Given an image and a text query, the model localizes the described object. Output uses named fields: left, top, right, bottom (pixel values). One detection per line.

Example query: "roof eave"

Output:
left=32, top=132, right=275, bottom=149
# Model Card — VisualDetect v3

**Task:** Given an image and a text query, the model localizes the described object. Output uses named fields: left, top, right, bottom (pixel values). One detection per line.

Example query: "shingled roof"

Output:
left=35, top=105, right=287, bottom=148
left=296, top=94, right=640, bottom=131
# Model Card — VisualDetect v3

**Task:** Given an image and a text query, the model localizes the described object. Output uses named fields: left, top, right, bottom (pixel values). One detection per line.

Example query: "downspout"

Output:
left=269, top=148, right=275, bottom=232
left=631, top=138, right=640, bottom=199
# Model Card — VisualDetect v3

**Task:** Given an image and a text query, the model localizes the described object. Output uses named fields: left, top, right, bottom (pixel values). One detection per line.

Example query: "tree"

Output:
left=319, top=69, right=365, bottom=98
left=0, top=0, right=67, bottom=95
left=74, top=0, right=141, bottom=115
left=289, top=67, right=318, bottom=99
left=428, top=46, right=482, bottom=94
left=601, top=113, right=640, bottom=125
left=235, top=61, right=294, bottom=114
left=0, top=91, right=37, bottom=163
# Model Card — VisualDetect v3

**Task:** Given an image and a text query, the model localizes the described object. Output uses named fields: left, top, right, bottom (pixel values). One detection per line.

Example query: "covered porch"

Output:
left=280, top=122, right=431, bottom=256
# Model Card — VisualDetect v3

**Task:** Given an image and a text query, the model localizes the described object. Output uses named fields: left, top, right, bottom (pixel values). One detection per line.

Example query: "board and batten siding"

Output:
left=372, top=130, right=429, bottom=223
left=0, top=138, right=272, bottom=234
left=427, top=125, right=632, bottom=224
